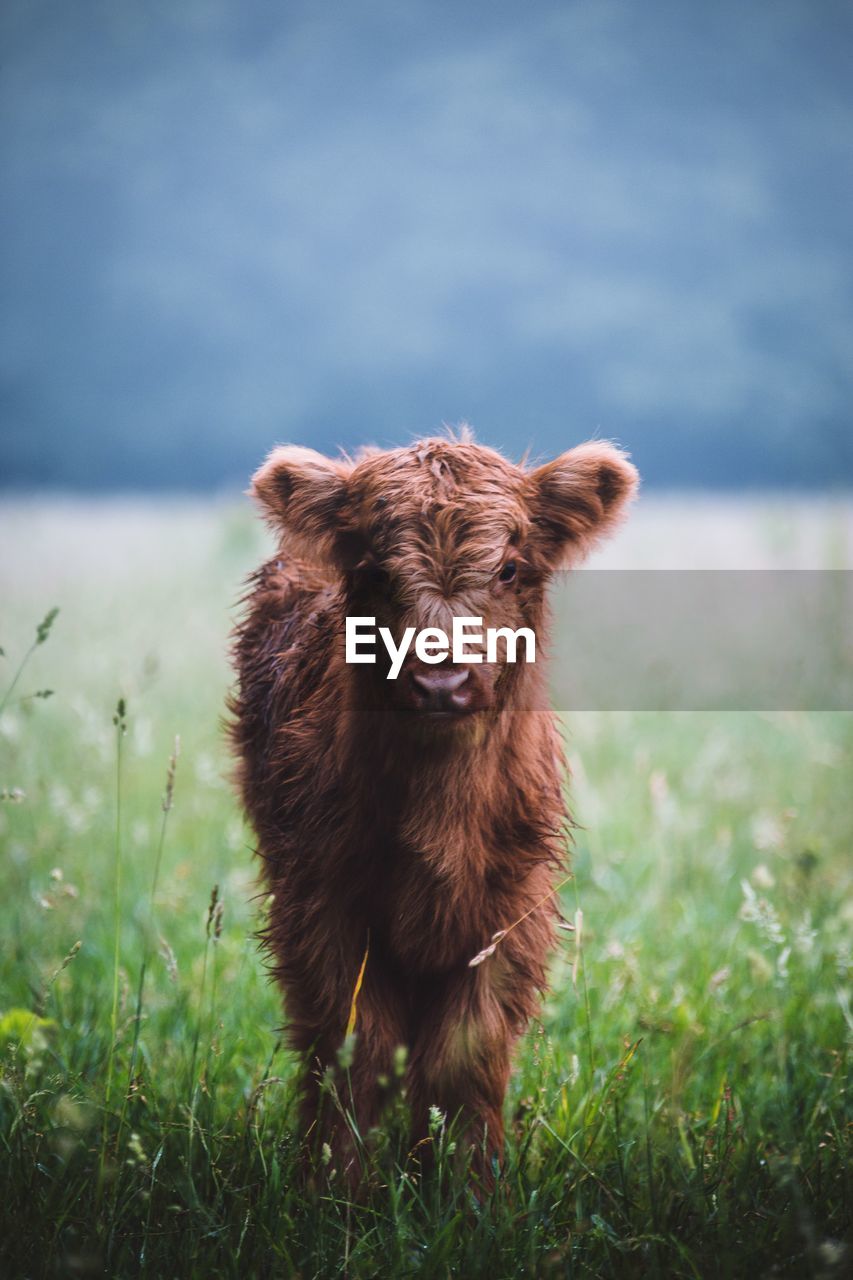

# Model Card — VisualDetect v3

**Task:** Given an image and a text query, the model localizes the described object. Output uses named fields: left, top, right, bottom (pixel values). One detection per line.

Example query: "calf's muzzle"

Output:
left=407, top=663, right=474, bottom=716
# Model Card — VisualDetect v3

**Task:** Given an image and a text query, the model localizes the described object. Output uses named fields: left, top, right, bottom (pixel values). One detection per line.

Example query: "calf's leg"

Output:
left=294, top=967, right=407, bottom=1189
left=406, top=971, right=515, bottom=1186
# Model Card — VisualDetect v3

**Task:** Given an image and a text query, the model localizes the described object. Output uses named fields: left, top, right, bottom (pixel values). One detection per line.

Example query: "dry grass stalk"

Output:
left=468, top=874, right=574, bottom=967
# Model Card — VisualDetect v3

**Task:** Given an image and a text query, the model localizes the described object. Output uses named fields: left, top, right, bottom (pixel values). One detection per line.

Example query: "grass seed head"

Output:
left=162, top=735, right=180, bottom=812
left=35, top=607, right=59, bottom=646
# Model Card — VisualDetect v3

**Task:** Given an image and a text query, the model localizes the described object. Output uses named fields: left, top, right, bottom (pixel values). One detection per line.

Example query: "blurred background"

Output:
left=2, top=0, right=852, bottom=492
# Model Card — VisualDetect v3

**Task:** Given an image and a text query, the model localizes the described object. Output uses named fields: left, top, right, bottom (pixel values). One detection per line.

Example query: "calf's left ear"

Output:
left=250, top=445, right=353, bottom=563
left=527, top=441, right=639, bottom=567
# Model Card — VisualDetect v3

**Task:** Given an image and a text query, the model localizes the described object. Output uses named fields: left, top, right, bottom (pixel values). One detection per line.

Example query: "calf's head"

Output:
left=252, top=433, right=637, bottom=731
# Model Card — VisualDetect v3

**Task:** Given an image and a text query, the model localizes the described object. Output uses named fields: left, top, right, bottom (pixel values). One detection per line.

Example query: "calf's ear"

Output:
left=250, top=445, right=352, bottom=563
left=527, top=441, right=639, bottom=567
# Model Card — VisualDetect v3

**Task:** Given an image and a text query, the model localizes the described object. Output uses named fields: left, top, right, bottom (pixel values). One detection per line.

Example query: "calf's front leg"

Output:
left=296, top=963, right=407, bottom=1189
left=406, top=968, right=516, bottom=1185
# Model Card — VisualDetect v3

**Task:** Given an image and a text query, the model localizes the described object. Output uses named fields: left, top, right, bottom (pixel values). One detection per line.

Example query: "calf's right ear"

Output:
left=250, top=445, right=352, bottom=563
left=527, top=441, right=639, bottom=567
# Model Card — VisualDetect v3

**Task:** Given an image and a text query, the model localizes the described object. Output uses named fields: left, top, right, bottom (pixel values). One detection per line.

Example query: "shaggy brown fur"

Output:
left=230, top=428, right=637, bottom=1186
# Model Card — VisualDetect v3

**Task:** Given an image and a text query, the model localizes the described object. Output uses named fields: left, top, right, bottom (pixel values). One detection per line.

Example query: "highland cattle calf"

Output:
left=230, top=430, right=637, bottom=1186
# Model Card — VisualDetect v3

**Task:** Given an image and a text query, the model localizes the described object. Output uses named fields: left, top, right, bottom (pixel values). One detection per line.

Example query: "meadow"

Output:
left=0, top=497, right=850, bottom=1279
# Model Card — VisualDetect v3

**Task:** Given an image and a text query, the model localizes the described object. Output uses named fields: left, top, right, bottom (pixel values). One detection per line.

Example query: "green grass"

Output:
left=0, top=499, right=850, bottom=1279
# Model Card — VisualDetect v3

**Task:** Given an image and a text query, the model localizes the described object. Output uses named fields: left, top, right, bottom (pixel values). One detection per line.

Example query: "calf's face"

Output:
left=252, top=435, right=637, bottom=730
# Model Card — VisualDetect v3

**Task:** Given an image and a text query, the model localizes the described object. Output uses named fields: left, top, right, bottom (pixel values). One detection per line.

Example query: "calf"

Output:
left=230, top=430, right=637, bottom=1185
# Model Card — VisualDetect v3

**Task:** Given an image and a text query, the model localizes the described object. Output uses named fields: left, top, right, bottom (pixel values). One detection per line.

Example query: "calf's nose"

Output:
left=409, top=664, right=473, bottom=714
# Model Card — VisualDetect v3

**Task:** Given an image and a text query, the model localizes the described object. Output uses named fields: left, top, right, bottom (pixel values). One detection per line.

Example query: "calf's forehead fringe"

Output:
left=346, top=438, right=528, bottom=550
left=352, top=437, right=522, bottom=492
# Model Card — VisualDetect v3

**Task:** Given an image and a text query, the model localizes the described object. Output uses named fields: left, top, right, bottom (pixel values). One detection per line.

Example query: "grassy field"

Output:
left=0, top=497, right=850, bottom=1279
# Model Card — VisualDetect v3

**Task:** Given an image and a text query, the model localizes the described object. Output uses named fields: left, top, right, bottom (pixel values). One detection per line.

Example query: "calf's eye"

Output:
left=497, top=560, right=517, bottom=585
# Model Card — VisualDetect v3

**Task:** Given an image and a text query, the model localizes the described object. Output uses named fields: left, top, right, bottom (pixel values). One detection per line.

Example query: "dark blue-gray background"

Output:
left=2, top=0, right=852, bottom=491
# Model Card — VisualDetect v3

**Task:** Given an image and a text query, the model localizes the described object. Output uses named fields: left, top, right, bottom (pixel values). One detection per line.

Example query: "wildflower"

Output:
left=428, top=1105, right=446, bottom=1135
left=126, top=1131, right=147, bottom=1167
left=739, top=879, right=785, bottom=947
